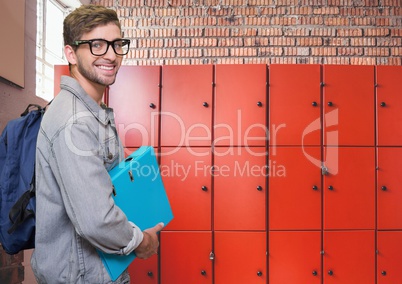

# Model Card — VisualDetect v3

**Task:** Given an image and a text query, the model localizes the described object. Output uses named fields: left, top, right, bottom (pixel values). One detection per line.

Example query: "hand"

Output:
left=134, top=222, right=164, bottom=259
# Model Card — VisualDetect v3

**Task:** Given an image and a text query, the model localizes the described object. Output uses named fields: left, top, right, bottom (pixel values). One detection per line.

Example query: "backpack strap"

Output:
left=7, top=168, right=36, bottom=235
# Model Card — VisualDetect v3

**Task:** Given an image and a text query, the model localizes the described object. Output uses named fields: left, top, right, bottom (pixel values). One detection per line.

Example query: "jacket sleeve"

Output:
left=50, top=120, right=143, bottom=254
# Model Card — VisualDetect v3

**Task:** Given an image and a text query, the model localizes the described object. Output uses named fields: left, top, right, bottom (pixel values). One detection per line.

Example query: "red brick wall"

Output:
left=91, top=0, right=402, bottom=65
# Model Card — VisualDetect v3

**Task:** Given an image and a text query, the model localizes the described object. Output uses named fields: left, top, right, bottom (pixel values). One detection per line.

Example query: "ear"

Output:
left=64, top=45, right=77, bottom=65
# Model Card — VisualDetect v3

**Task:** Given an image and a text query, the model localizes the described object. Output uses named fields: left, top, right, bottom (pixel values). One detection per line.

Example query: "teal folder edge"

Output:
left=97, top=146, right=173, bottom=281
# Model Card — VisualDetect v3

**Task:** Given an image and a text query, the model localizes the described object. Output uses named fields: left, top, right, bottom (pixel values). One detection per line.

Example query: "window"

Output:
left=36, top=0, right=83, bottom=101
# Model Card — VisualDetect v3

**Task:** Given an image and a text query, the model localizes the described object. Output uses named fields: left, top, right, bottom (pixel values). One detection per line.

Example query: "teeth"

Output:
left=98, top=65, right=113, bottom=70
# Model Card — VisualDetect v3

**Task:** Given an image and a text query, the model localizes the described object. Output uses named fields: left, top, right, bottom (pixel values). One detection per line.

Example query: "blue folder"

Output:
left=98, top=146, right=173, bottom=281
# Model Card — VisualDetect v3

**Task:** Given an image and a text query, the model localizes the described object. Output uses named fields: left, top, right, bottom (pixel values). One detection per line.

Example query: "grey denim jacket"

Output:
left=31, top=76, right=143, bottom=284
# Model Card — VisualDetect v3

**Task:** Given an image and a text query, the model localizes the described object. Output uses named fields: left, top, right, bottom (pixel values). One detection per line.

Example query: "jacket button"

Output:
left=108, top=153, right=113, bottom=160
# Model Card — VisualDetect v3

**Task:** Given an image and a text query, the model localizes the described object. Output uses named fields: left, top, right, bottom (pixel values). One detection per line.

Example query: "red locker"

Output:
left=160, top=147, right=212, bottom=230
left=214, top=64, right=267, bottom=147
left=377, top=147, right=402, bottom=229
left=376, top=65, right=402, bottom=146
left=377, top=231, right=402, bottom=283
left=160, top=65, right=213, bottom=147
left=160, top=231, right=212, bottom=284
left=323, top=231, right=375, bottom=284
left=323, top=147, right=375, bottom=229
left=269, top=146, right=321, bottom=230
left=108, top=66, right=160, bottom=147
left=323, top=65, right=375, bottom=146
left=128, top=256, right=158, bottom=284
left=269, top=64, right=321, bottom=146
left=215, top=231, right=266, bottom=284
left=269, top=231, right=321, bottom=284
left=54, top=65, right=70, bottom=95
left=214, top=147, right=267, bottom=230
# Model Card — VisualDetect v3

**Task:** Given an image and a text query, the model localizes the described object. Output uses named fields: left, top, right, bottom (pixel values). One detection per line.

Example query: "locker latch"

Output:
left=209, top=252, right=215, bottom=260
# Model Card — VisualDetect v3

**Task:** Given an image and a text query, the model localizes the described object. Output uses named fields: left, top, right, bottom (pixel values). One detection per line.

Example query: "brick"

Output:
left=350, top=37, right=376, bottom=46
left=191, top=38, right=218, bottom=47
left=337, top=28, right=363, bottom=37
left=283, top=27, right=310, bottom=36
left=177, top=28, right=203, bottom=37
left=338, top=47, right=364, bottom=56
left=259, top=47, right=284, bottom=56
left=244, top=37, right=269, bottom=47
left=258, top=27, right=283, bottom=36
left=204, top=28, right=231, bottom=37
left=297, top=37, right=324, bottom=46
left=350, top=57, right=377, bottom=65
left=231, top=28, right=258, bottom=37
left=313, top=7, right=340, bottom=15
left=377, top=37, right=402, bottom=47
left=230, top=47, right=258, bottom=57
left=218, top=37, right=244, bottom=47
left=310, top=28, right=336, bottom=37
left=311, top=47, right=337, bottom=56
left=365, top=28, right=390, bottom=36
left=269, top=37, right=296, bottom=46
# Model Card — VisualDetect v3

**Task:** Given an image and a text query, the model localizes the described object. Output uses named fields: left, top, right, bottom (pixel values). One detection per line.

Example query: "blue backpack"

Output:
left=0, top=104, right=47, bottom=254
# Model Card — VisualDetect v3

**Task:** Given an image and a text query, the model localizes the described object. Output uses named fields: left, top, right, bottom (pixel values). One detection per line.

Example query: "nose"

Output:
left=102, top=44, right=118, bottom=60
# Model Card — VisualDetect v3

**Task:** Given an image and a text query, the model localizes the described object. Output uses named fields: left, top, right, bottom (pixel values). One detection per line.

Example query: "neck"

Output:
left=70, top=69, right=106, bottom=105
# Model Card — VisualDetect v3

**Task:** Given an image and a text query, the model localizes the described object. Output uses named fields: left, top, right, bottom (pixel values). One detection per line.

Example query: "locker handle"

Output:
left=312, top=270, right=318, bottom=276
left=149, top=103, right=156, bottom=109
left=381, top=271, right=387, bottom=276
left=381, top=186, right=387, bottom=191
left=312, top=185, right=318, bottom=191
left=203, top=102, right=209, bottom=108
left=380, top=102, right=386, bottom=107
left=257, top=101, right=263, bottom=107
left=256, top=185, right=263, bottom=191
left=327, top=101, right=333, bottom=107
left=201, top=186, right=208, bottom=191
left=328, top=185, right=334, bottom=191
left=328, top=270, right=334, bottom=276
left=312, top=101, right=318, bottom=107
left=257, top=271, right=263, bottom=277
left=147, top=271, right=153, bottom=277
left=201, top=270, right=207, bottom=276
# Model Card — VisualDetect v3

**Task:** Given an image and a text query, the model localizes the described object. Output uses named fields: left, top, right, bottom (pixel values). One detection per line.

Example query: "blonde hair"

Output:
left=63, top=5, right=121, bottom=47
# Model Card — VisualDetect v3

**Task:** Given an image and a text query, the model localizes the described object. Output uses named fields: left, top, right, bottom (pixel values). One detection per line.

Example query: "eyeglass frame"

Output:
left=72, top=38, right=131, bottom=56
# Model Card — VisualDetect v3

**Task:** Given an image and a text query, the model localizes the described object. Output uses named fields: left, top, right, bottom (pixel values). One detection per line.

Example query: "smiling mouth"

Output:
left=96, top=65, right=115, bottom=71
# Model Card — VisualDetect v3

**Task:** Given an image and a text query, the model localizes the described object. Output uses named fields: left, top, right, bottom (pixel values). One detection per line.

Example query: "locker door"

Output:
left=269, top=146, right=321, bottom=230
left=377, top=231, right=402, bottom=283
left=269, top=231, right=321, bottom=284
left=214, top=147, right=267, bottom=230
left=323, top=65, right=375, bottom=146
left=323, top=147, right=375, bottom=229
left=161, top=65, right=213, bottom=147
left=323, top=231, right=375, bottom=284
left=215, top=231, right=266, bottom=284
left=377, top=147, right=402, bottom=229
left=160, top=147, right=212, bottom=230
left=376, top=66, right=402, bottom=146
left=269, top=64, right=321, bottom=146
left=128, top=256, right=158, bottom=284
left=214, top=64, right=267, bottom=147
left=160, top=231, right=212, bottom=284
left=108, top=66, right=160, bottom=147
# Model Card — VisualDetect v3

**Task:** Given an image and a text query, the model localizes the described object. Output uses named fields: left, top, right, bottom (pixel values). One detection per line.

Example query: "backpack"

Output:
left=0, top=103, right=47, bottom=255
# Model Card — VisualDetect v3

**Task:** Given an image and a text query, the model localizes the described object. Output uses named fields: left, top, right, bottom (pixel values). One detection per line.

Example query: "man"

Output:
left=31, top=5, right=163, bottom=283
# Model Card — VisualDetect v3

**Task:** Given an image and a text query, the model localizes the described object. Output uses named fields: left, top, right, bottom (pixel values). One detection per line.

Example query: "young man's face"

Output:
left=72, top=23, right=124, bottom=87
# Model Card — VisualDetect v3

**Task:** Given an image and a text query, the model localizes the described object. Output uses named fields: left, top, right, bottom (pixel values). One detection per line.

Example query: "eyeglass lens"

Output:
left=90, top=39, right=129, bottom=56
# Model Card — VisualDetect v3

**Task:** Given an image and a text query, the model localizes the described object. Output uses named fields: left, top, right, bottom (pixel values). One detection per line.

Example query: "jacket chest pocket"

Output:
left=101, top=128, right=120, bottom=171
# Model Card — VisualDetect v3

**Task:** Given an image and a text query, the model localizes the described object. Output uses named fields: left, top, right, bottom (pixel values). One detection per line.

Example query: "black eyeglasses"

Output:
left=73, top=38, right=130, bottom=56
